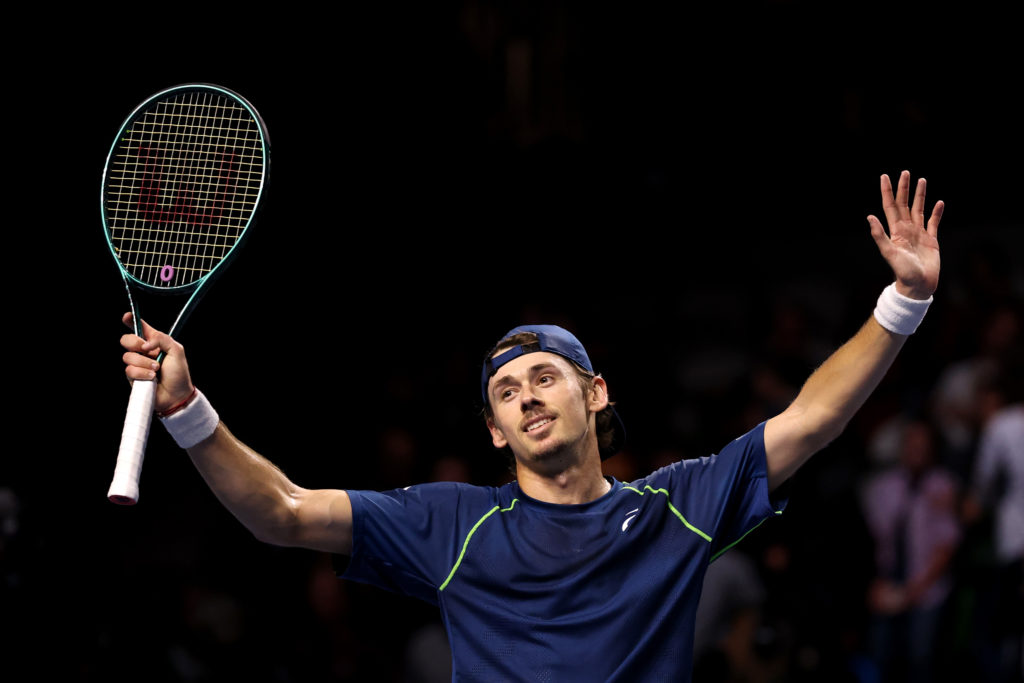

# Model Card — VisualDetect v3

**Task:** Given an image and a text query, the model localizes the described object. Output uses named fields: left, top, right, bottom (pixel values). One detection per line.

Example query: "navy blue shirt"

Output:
left=342, top=422, right=784, bottom=681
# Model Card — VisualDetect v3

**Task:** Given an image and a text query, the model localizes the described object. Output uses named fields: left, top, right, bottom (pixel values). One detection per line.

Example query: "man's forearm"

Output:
left=185, top=422, right=353, bottom=554
left=791, top=317, right=906, bottom=438
left=187, top=422, right=304, bottom=546
left=765, top=317, right=907, bottom=488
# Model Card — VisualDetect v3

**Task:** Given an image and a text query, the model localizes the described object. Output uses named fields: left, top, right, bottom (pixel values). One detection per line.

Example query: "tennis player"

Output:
left=120, top=171, right=942, bottom=680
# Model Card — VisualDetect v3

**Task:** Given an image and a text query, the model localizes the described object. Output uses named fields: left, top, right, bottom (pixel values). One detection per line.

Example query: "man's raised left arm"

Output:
left=764, top=170, right=943, bottom=491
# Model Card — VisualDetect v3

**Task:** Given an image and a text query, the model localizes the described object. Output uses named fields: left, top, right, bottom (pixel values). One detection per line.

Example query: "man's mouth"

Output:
left=524, top=416, right=555, bottom=432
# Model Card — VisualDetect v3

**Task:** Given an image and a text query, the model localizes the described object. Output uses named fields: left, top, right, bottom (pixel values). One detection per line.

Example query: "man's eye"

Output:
left=539, top=375, right=553, bottom=384
left=502, top=389, right=514, bottom=399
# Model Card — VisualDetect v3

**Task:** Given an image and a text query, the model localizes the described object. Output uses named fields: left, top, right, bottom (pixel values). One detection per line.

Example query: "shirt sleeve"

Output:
left=339, top=482, right=493, bottom=606
left=653, top=422, right=786, bottom=560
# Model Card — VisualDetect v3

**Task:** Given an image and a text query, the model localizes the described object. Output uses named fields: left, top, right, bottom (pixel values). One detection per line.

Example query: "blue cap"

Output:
left=481, top=324, right=625, bottom=458
left=481, top=324, right=594, bottom=402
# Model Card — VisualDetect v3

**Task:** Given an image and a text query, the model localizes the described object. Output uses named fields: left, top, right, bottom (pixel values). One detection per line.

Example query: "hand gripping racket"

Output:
left=103, top=84, right=270, bottom=505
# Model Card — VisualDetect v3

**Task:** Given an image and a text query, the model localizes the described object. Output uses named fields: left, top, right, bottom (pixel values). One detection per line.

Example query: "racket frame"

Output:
left=103, top=83, right=270, bottom=504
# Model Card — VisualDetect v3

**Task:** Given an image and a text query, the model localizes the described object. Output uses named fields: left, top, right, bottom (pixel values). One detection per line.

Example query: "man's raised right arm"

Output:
left=120, top=313, right=353, bottom=555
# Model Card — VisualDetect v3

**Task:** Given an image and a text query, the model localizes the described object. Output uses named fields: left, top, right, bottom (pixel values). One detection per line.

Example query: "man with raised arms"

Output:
left=121, top=172, right=942, bottom=680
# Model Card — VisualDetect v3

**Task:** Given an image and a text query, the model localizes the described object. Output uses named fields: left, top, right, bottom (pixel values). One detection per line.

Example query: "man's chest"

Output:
left=443, top=499, right=710, bottom=617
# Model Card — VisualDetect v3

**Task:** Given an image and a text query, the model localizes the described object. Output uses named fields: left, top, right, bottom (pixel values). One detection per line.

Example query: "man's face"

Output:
left=485, top=351, right=607, bottom=467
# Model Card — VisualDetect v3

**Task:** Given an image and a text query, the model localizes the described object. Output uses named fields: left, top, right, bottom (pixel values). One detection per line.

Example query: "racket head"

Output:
left=103, top=85, right=268, bottom=505
left=101, top=84, right=270, bottom=302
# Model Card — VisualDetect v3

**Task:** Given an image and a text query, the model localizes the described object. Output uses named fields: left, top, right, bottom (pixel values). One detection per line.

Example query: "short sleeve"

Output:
left=646, top=422, right=786, bottom=560
left=340, top=482, right=493, bottom=606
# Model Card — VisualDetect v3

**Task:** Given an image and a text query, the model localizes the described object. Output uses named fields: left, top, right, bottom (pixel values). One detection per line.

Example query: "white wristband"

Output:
left=873, top=283, right=932, bottom=335
left=159, top=389, right=219, bottom=448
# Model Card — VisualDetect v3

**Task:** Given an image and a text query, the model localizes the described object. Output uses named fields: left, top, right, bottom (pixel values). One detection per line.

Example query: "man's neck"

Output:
left=515, top=455, right=611, bottom=505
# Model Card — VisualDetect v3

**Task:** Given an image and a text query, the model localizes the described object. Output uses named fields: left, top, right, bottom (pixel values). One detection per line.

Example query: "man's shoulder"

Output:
left=630, top=424, right=769, bottom=490
left=350, top=480, right=515, bottom=512
left=627, top=454, right=721, bottom=495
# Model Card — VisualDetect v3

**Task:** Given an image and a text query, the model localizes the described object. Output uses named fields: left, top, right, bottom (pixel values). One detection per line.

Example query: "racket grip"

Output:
left=108, top=380, right=157, bottom=505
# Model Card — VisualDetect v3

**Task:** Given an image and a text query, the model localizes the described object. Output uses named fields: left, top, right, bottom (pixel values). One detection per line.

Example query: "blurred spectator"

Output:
left=403, top=622, right=452, bottom=683
left=601, top=447, right=640, bottom=484
left=301, top=554, right=359, bottom=681
left=861, top=420, right=961, bottom=683
left=694, top=550, right=767, bottom=683
left=972, top=363, right=1024, bottom=569
left=966, top=361, right=1024, bottom=682
left=931, top=305, right=1022, bottom=476
left=375, top=427, right=421, bottom=488
left=866, top=413, right=915, bottom=470
left=431, top=455, right=471, bottom=484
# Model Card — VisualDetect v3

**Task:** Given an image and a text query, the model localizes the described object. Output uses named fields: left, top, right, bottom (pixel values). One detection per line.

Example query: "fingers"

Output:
left=122, top=311, right=149, bottom=337
left=880, top=174, right=905, bottom=229
left=118, top=314, right=194, bottom=408
left=122, top=312, right=163, bottom=341
left=120, top=313, right=179, bottom=356
left=880, top=171, right=940, bottom=236
left=120, top=333, right=160, bottom=358
left=140, top=329, right=177, bottom=357
left=123, top=351, right=160, bottom=380
left=911, top=177, right=926, bottom=224
left=879, top=174, right=899, bottom=229
left=894, top=170, right=911, bottom=220
left=927, top=200, right=944, bottom=239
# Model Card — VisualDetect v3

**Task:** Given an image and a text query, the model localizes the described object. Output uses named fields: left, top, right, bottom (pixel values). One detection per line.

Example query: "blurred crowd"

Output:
left=5, top=6, right=1022, bottom=680
left=5, top=240, right=1020, bottom=682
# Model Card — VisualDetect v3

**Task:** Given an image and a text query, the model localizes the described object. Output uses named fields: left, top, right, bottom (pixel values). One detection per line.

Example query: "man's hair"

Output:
left=482, top=331, right=617, bottom=471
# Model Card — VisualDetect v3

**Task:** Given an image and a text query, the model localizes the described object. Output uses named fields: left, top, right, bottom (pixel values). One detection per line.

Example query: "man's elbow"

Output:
left=792, top=403, right=850, bottom=452
left=247, top=493, right=303, bottom=548
left=251, top=524, right=294, bottom=547
left=766, top=406, right=848, bottom=488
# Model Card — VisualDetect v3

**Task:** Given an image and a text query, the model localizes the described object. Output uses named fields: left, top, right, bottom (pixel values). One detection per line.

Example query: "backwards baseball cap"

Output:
left=481, top=324, right=625, bottom=459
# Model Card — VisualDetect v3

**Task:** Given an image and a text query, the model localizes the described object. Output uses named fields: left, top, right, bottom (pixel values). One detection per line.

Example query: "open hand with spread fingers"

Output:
left=867, top=171, right=943, bottom=301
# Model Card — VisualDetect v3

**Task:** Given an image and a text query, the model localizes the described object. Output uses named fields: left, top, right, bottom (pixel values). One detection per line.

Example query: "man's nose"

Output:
left=519, top=385, right=543, bottom=410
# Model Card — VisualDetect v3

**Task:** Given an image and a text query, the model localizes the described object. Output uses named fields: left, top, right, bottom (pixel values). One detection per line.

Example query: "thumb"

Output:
left=123, top=313, right=176, bottom=356
left=867, top=215, right=893, bottom=258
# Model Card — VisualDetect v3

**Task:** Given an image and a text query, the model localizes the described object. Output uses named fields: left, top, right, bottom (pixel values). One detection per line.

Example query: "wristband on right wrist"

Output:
left=159, top=388, right=219, bottom=449
left=156, top=386, right=198, bottom=418
left=873, top=283, right=932, bottom=335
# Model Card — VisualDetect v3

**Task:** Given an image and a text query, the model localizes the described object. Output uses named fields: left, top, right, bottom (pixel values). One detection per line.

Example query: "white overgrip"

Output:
left=108, top=379, right=157, bottom=505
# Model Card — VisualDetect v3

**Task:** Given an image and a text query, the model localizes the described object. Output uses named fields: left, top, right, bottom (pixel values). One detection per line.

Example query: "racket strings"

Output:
left=106, top=88, right=265, bottom=288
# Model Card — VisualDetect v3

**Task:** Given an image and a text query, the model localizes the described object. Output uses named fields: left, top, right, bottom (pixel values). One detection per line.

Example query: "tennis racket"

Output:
left=103, top=84, right=270, bottom=505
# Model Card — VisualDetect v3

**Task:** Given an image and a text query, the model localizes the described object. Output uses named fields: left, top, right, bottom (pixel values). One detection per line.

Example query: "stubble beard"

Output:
left=518, top=420, right=593, bottom=475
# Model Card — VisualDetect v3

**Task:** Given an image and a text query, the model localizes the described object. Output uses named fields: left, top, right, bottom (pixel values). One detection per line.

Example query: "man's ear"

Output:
left=589, top=376, right=609, bottom=413
left=487, top=418, right=508, bottom=449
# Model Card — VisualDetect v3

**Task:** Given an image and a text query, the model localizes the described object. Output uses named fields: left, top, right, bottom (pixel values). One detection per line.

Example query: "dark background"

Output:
left=5, top=4, right=1021, bottom=680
